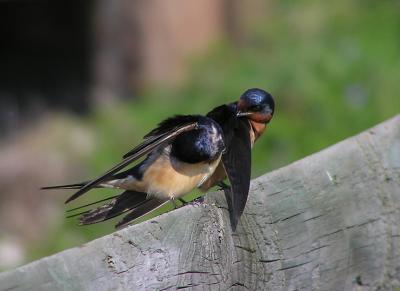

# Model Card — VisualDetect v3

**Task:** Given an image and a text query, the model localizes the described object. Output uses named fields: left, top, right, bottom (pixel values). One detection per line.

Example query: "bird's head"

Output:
left=236, top=88, right=275, bottom=123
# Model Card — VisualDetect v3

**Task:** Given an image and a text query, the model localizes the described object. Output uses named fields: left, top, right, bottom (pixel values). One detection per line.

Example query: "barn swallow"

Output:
left=42, top=115, right=225, bottom=228
left=43, top=89, right=274, bottom=231
left=200, top=88, right=275, bottom=230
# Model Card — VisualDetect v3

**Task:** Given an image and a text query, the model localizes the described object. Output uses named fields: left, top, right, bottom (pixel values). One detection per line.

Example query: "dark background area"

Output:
left=0, top=1, right=93, bottom=134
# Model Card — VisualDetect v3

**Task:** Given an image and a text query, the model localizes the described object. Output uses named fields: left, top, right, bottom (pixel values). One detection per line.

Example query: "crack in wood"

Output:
left=267, top=189, right=286, bottom=196
left=159, top=285, right=175, bottom=291
left=277, top=260, right=312, bottom=271
left=280, top=211, right=305, bottom=222
left=234, top=245, right=256, bottom=253
left=283, top=240, right=308, bottom=251
left=176, top=283, right=201, bottom=289
left=229, top=281, right=249, bottom=290
left=175, top=271, right=210, bottom=276
left=307, top=244, right=330, bottom=253
left=345, top=218, right=381, bottom=230
left=259, top=258, right=281, bottom=263
left=114, top=265, right=135, bottom=275
left=316, top=228, right=343, bottom=240
left=303, top=214, right=324, bottom=222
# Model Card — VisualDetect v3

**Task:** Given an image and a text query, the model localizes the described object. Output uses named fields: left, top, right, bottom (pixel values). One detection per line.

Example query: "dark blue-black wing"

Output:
left=122, top=115, right=202, bottom=159
left=207, top=104, right=252, bottom=231
left=64, top=117, right=199, bottom=203
left=222, top=118, right=251, bottom=231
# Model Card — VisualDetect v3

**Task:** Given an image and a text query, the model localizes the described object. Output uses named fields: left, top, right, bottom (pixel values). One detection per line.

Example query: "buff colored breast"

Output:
left=249, top=120, right=266, bottom=145
left=130, top=153, right=221, bottom=200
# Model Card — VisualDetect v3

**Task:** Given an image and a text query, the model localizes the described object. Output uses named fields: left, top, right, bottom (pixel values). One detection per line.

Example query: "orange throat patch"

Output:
left=249, top=120, right=266, bottom=142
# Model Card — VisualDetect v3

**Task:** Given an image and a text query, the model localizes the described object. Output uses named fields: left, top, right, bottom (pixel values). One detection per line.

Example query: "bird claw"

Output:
left=217, top=181, right=230, bottom=192
left=178, top=196, right=204, bottom=206
left=191, top=196, right=205, bottom=205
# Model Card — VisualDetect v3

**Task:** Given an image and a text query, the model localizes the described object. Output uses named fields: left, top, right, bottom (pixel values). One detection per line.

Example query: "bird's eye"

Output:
left=251, top=105, right=262, bottom=111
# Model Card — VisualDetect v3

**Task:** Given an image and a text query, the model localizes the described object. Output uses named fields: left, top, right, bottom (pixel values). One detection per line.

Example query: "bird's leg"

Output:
left=179, top=196, right=204, bottom=205
left=217, top=181, right=230, bottom=191
left=171, top=198, right=180, bottom=209
left=193, top=196, right=204, bottom=203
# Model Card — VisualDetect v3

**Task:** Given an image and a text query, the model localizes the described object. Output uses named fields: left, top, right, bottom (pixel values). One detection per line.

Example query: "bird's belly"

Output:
left=198, top=162, right=227, bottom=192
left=134, top=154, right=221, bottom=200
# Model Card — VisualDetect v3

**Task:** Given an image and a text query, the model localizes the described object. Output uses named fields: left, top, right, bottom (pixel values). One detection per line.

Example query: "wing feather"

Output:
left=65, top=122, right=198, bottom=203
left=222, top=118, right=251, bottom=231
left=207, top=104, right=252, bottom=231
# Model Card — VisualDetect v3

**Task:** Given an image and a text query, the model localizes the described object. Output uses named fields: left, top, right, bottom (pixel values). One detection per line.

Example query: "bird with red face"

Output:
left=201, top=88, right=275, bottom=230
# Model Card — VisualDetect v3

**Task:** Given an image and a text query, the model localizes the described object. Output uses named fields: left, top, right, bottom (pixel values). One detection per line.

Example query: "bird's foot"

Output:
left=190, top=196, right=205, bottom=205
left=172, top=199, right=181, bottom=209
left=217, top=181, right=230, bottom=191
left=179, top=196, right=205, bottom=206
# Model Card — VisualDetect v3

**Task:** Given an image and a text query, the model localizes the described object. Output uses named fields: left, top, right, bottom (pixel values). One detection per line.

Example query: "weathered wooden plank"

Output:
left=1, top=115, right=399, bottom=291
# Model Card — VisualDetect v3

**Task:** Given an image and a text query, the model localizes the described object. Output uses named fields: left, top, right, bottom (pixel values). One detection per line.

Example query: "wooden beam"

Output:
left=1, top=115, right=399, bottom=290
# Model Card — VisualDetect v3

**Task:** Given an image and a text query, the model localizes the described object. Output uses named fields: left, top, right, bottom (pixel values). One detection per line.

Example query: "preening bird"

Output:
left=43, top=115, right=225, bottom=228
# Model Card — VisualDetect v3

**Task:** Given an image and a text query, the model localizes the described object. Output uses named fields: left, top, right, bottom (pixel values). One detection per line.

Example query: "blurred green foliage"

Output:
left=28, top=1, right=399, bottom=263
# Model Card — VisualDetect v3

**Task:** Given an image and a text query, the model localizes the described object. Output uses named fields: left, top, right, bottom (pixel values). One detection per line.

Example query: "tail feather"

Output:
left=41, top=182, right=87, bottom=190
left=66, top=209, right=91, bottom=219
left=66, top=194, right=120, bottom=213
left=79, top=190, right=149, bottom=225
left=115, top=199, right=168, bottom=229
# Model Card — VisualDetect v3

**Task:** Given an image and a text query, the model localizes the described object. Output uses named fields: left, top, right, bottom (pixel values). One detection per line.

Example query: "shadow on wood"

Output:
left=1, top=115, right=399, bottom=290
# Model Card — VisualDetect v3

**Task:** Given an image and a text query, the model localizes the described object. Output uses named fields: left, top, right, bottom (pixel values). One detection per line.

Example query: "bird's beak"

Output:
left=236, top=111, right=253, bottom=117
left=265, top=113, right=273, bottom=123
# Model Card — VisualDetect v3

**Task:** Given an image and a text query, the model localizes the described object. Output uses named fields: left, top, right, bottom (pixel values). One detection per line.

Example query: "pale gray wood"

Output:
left=1, top=115, right=399, bottom=291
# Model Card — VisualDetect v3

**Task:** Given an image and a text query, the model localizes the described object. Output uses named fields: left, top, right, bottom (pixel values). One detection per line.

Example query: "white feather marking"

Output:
left=101, top=175, right=137, bottom=189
